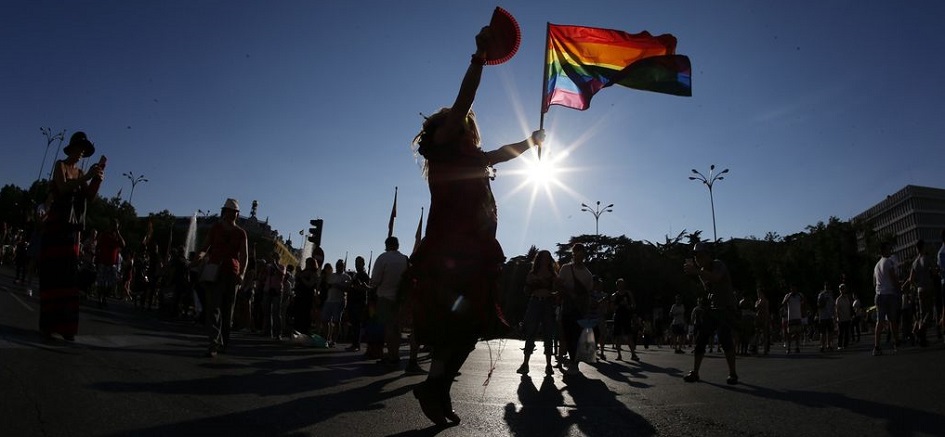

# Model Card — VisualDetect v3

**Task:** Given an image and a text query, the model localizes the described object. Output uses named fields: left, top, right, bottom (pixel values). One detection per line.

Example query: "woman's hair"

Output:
left=530, top=249, right=558, bottom=274
left=411, top=108, right=480, bottom=177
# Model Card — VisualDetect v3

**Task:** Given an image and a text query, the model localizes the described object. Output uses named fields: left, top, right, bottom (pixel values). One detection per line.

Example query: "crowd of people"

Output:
left=4, top=22, right=944, bottom=429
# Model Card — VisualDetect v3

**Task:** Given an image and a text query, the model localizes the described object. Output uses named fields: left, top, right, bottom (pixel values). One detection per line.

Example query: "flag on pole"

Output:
left=387, top=186, right=398, bottom=238
left=542, top=23, right=691, bottom=113
left=412, top=208, right=424, bottom=255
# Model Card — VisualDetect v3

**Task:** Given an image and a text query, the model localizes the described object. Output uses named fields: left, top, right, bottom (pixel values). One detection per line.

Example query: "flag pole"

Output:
left=537, top=22, right=551, bottom=159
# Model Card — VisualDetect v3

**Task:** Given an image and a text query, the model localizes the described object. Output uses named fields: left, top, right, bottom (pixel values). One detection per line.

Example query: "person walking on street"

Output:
left=199, top=198, right=247, bottom=357
left=904, top=239, right=934, bottom=347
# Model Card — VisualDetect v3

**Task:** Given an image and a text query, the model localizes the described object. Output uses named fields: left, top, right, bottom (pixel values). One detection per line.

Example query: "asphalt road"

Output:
left=2, top=265, right=943, bottom=437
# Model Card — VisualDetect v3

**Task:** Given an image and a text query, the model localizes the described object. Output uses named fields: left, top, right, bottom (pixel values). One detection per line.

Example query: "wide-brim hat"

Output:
left=222, top=198, right=240, bottom=212
left=63, top=131, right=95, bottom=158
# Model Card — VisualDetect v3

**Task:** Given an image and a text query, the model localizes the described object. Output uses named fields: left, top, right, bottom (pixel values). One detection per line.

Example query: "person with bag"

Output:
left=555, top=243, right=594, bottom=376
left=198, top=198, right=248, bottom=357
left=39, top=131, right=104, bottom=341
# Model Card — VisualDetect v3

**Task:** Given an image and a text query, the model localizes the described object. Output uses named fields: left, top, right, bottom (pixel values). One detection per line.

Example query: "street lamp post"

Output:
left=581, top=200, right=614, bottom=236
left=38, top=127, right=65, bottom=182
left=689, top=164, right=729, bottom=242
left=122, top=171, right=148, bottom=204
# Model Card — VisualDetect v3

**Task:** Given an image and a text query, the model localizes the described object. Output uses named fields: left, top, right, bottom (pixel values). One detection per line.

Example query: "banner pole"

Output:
left=537, top=22, right=551, bottom=159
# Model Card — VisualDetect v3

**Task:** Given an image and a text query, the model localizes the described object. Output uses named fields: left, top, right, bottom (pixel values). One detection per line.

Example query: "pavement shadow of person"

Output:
left=733, top=382, right=944, bottom=436
left=99, top=375, right=414, bottom=436
left=503, top=375, right=568, bottom=436
left=591, top=357, right=686, bottom=390
left=562, top=374, right=658, bottom=436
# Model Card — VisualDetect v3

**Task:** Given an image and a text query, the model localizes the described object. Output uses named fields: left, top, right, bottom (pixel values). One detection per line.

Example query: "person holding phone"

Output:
left=39, top=131, right=105, bottom=341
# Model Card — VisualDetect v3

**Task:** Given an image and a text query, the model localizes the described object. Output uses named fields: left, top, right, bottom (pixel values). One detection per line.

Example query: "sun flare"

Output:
left=524, top=155, right=559, bottom=188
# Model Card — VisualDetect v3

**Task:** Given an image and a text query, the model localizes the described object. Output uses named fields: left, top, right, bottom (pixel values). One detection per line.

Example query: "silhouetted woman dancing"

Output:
left=409, top=26, right=544, bottom=425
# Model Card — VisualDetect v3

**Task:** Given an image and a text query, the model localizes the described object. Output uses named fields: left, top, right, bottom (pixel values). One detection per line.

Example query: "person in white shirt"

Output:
left=370, top=237, right=412, bottom=368
left=873, top=242, right=900, bottom=356
left=669, top=295, right=687, bottom=354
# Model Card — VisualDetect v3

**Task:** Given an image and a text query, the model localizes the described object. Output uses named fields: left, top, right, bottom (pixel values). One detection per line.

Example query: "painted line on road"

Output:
left=3, top=288, right=34, bottom=312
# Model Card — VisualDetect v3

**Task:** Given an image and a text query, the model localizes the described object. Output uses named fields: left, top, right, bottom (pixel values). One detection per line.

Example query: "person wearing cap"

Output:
left=38, top=131, right=104, bottom=341
left=199, top=198, right=248, bottom=357
left=682, top=242, right=739, bottom=384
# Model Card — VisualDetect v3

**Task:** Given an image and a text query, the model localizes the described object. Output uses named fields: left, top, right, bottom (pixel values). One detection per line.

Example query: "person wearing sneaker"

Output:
left=873, top=242, right=901, bottom=356
left=682, top=243, right=738, bottom=385
left=517, top=250, right=559, bottom=377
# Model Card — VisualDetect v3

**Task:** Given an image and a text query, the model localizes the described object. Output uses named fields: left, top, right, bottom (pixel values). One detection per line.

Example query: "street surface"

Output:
left=2, top=265, right=943, bottom=437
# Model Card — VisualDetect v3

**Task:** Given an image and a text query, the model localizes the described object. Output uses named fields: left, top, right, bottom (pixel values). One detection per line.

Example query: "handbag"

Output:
left=576, top=326, right=597, bottom=363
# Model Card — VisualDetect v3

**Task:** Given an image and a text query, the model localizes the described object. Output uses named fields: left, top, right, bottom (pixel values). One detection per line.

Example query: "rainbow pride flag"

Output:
left=542, top=24, right=691, bottom=113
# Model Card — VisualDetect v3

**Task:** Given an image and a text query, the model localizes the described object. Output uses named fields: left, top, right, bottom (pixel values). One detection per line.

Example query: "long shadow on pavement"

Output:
left=732, top=382, right=943, bottom=437
left=504, top=373, right=657, bottom=436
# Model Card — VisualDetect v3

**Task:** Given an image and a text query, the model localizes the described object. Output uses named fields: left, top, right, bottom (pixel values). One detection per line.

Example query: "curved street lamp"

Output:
left=689, top=164, right=729, bottom=242
left=38, top=127, right=65, bottom=182
left=123, top=171, right=148, bottom=204
left=581, top=200, right=614, bottom=236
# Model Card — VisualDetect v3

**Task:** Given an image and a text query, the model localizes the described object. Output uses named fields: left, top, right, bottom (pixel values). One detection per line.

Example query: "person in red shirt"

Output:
left=199, top=198, right=248, bottom=357
left=94, top=219, right=125, bottom=308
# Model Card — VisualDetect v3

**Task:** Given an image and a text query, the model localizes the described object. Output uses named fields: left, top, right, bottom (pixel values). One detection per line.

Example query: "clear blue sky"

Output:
left=3, top=1, right=943, bottom=264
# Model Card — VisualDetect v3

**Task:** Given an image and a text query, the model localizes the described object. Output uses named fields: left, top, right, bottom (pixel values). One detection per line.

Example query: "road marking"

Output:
left=4, top=289, right=34, bottom=312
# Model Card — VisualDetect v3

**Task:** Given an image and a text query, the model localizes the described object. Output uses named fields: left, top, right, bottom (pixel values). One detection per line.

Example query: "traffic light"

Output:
left=308, top=219, right=323, bottom=247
